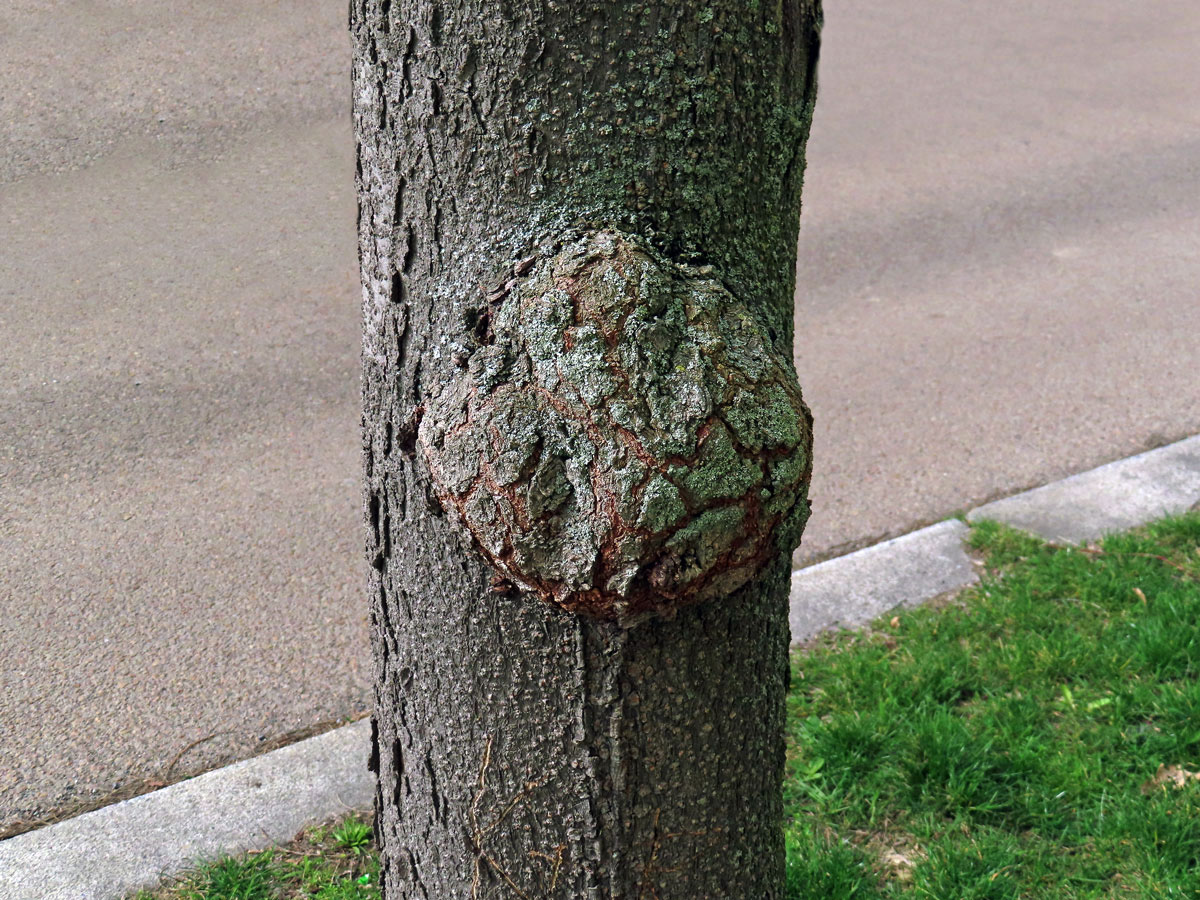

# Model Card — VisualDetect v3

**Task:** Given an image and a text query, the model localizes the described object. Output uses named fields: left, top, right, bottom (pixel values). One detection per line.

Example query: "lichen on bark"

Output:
left=419, top=230, right=812, bottom=622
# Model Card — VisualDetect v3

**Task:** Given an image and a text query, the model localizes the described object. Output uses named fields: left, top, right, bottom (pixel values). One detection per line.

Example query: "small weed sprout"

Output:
left=333, top=818, right=373, bottom=856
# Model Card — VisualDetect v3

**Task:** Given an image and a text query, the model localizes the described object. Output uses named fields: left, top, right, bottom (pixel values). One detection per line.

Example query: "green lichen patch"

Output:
left=418, top=230, right=812, bottom=622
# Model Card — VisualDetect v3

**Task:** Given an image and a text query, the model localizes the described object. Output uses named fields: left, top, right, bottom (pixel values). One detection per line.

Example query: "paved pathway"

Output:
left=3, top=0, right=1198, bottom=831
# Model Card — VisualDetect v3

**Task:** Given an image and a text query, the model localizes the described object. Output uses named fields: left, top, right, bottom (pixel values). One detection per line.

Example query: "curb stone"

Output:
left=0, top=721, right=372, bottom=900
left=788, top=519, right=978, bottom=644
left=967, top=434, right=1200, bottom=543
left=3, top=434, right=1199, bottom=899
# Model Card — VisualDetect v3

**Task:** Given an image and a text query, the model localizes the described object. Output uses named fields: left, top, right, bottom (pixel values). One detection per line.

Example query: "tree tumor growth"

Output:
left=420, top=230, right=812, bottom=622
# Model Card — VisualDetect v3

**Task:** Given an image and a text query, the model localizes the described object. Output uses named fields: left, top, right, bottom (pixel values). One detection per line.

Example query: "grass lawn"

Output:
left=130, top=818, right=380, bottom=900
left=786, top=511, right=1200, bottom=899
left=135, top=512, right=1200, bottom=899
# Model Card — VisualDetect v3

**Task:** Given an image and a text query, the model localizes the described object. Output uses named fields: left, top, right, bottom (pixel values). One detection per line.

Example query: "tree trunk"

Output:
left=353, top=2, right=821, bottom=897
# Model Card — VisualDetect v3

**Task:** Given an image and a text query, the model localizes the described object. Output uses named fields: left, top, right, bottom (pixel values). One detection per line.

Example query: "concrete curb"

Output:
left=3, top=434, right=1198, bottom=900
left=789, top=519, right=978, bottom=644
left=0, top=720, right=373, bottom=900
left=967, top=434, right=1200, bottom=543
left=788, top=435, right=1200, bottom=649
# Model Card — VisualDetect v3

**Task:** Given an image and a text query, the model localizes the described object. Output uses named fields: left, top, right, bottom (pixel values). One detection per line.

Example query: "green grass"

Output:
left=784, top=511, right=1200, bottom=898
left=133, top=512, right=1200, bottom=898
left=130, top=817, right=380, bottom=900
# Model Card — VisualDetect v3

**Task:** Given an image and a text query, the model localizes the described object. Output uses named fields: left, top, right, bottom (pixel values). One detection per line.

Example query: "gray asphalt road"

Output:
left=2, top=1, right=1198, bottom=831
left=794, top=0, right=1200, bottom=560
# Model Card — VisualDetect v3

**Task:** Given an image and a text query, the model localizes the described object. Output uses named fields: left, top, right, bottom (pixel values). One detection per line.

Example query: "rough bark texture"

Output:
left=353, top=2, right=820, bottom=897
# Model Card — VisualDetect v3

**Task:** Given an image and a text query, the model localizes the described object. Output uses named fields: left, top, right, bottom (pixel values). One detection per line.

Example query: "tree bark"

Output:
left=353, top=2, right=820, bottom=897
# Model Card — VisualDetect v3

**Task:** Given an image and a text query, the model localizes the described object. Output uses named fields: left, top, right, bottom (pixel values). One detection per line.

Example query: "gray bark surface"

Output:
left=353, top=2, right=820, bottom=897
